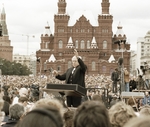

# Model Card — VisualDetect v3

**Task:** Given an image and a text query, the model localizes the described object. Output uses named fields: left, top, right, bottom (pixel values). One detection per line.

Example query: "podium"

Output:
left=43, top=84, right=87, bottom=97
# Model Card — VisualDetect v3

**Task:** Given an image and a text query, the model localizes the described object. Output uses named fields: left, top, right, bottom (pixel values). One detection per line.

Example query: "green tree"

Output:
left=0, top=58, right=32, bottom=75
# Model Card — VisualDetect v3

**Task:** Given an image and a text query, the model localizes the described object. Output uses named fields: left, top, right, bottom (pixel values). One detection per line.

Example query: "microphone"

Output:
left=118, top=57, right=123, bottom=66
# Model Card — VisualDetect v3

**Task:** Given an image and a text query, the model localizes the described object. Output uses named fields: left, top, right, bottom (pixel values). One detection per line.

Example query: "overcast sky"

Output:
left=1, top=0, right=150, bottom=55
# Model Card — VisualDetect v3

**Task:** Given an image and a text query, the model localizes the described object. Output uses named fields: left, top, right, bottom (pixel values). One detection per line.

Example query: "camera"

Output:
left=31, top=84, right=39, bottom=90
left=140, top=63, right=150, bottom=75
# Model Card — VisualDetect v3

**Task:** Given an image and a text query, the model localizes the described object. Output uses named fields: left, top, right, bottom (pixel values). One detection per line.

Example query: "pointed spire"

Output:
left=48, top=54, right=56, bottom=62
left=42, top=22, right=53, bottom=37
left=115, top=22, right=125, bottom=37
left=2, top=4, right=5, bottom=14
left=44, top=26, right=52, bottom=36
left=91, top=37, right=98, bottom=48
left=108, top=54, right=115, bottom=63
left=66, top=37, right=74, bottom=48
left=1, top=4, right=6, bottom=21
left=0, top=4, right=8, bottom=36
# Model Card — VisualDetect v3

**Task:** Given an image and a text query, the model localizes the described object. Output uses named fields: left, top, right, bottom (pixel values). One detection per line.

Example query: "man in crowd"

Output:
left=53, top=49, right=87, bottom=107
left=124, top=68, right=130, bottom=92
left=142, top=91, right=150, bottom=106
left=111, top=68, right=119, bottom=93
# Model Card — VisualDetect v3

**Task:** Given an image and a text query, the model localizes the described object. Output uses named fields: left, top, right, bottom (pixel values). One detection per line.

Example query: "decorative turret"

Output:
left=40, top=24, right=54, bottom=50
left=42, top=25, right=52, bottom=37
left=66, top=36, right=74, bottom=48
left=91, top=37, right=98, bottom=48
left=48, top=54, right=56, bottom=62
left=113, top=22, right=130, bottom=50
left=114, top=22, right=126, bottom=38
left=58, top=0, right=66, bottom=14
left=101, top=0, right=110, bottom=14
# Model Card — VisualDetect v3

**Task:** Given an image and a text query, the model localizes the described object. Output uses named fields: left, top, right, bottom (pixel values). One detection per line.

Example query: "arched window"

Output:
left=68, top=61, right=72, bottom=69
left=102, top=66, right=106, bottom=73
left=45, top=42, right=49, bottom=49
left=110, top=68, right=114, bottom=75
left=58, top=40, right=63, bottom=49
left=103, top=40, right=107, bottom=49
left=87, top=40, right=90, bottom=49
left=57, top=66, right=61, bottom=72
left=80, top=40, right=85, bottom=49
left=92, top=61, right=96, bottom=71
left=75, top=40, right=78, bottom=49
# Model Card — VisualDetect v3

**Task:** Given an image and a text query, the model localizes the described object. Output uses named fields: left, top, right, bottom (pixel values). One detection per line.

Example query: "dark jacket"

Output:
left=111, top=71, right=119, bottom=82
left=129, top=80, right=137, bottom=91
left=1, top=119, right=18, bottom=127
left=56, top=58, right=87, bottom=88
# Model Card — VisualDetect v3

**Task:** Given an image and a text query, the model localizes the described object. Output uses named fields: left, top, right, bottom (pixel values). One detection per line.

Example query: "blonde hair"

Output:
left=140, top=105, right=150, bottom=116
left=32, top=98, right=64, bottom=116
left=109, top=101, right=136, bottom=127
left=72, top=56, right=82, bottom=61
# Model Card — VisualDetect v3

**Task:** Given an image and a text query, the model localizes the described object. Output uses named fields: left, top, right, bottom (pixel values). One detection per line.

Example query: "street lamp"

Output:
left=22, top=34, right=35, bottom=55
left=114, top=40, right=128, bottom=93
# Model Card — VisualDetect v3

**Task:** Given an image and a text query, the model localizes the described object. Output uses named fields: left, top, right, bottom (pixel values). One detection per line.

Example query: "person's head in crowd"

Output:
left=123, top=116, right=150, bottom=127
left=16, top=108, right=64, bottom=127
left=109, top=101, right=136, bottom=127
left=19, top=87, right=28, bottom=98
left=32, top=98, right=64, bottom=116
left=64, top=108, right=76, bottom=127
left=127, top=97, right=136, bottom=106
left=144, top=91, right=149, bottom=97
left=138, top=75, right=143, bottom=79
left=18, top=96, right=28, bottom=104
left=140, top=105, right=150, bottom=116
left=115, top=68, right=118, bottom=72
left=127, top=97, right=139, bottom=112
left=9, top=103, right=24, bottom=120
left=73, top=101, right=111, bottom=127
left=91, top=94, right=103, bottom=102
left=54, top=96, right=68, bottom=108
left=1, top=100, right=10, bottom=116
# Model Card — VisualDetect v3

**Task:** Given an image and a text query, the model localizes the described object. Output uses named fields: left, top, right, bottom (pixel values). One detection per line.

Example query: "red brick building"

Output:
left=36, top=0, right=130, bottom=76
left=0, top=7, right=13, bottom=62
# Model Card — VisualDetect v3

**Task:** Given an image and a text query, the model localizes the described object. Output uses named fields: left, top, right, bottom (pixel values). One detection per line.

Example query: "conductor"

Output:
left=53, top=49, right=87, bottom=107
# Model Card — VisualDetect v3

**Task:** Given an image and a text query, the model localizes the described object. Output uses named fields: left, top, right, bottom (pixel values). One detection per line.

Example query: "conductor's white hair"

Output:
left=72, top=55, right=82, bottom=60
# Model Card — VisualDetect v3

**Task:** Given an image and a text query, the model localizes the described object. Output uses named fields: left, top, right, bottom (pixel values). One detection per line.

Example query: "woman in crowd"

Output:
left=73, top=100, right=111, bottom=127
left=109, top=101, right=137, bottom=127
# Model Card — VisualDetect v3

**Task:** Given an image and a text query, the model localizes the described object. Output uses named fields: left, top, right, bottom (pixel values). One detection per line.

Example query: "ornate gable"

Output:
left=74, top=15, right=92, bottom=27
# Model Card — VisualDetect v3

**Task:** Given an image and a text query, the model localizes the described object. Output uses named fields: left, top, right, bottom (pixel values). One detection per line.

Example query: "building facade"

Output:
left=0, top=7, right=13, bottom=62
left=130, top=51, right=137, bottom=76
left=36, top=0, right=131, bottom=76
left=13, top=54, right=37, bottom=76
left=135, top=31, right=150, bottom=75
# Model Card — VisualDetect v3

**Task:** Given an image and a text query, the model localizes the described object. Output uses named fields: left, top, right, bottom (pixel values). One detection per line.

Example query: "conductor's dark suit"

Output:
left=56, top=57, right=87, bottom=107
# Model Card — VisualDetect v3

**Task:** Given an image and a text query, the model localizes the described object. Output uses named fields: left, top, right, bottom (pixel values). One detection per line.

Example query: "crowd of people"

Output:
left=0, top=84, right=150, bottom=127
left=0, top=72, right=149, bottom=126
left=0, top=49, right=150, bottom=127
